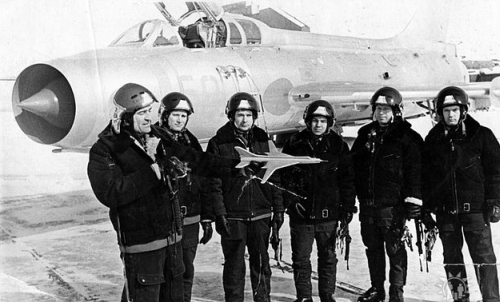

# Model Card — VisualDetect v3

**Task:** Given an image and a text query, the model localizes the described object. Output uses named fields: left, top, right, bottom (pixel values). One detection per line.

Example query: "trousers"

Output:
left=437, top=212, right=499, bottom=302
left=290, top=220, right=338, bottom=301
left=121, top=242, right=184, bottom=302
left=360, top=206, right=407, bottom=289
left=182, top=223, right=199, bottom=302
left=220, top=218, right=272, bottom=302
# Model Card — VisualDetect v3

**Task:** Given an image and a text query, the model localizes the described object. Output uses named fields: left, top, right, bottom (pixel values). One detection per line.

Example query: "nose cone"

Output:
left=12, top=64, right=76, bottom=144
left=17, top=88, right=60, bottom=116
left=15, top=78, right=74, bottom=129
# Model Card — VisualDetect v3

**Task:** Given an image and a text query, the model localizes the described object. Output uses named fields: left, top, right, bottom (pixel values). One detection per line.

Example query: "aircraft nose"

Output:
left=12, top=64, right=76, bottom=144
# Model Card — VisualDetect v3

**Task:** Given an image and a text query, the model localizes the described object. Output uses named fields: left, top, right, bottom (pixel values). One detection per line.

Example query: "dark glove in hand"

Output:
left=340, top=211, right=354, bottom=224
left=272, top=211, right=285, bottom=230
left=244, top=161, right=264, bottom=177
left=422, top=211, right=437, bottom=230
left=199, top=221, right=213, bottom=244
left=215, top=215, right=230, bottom=237
left=488, top=205, right=500, bottom=223
left=405, top=203, right=422, bottom=220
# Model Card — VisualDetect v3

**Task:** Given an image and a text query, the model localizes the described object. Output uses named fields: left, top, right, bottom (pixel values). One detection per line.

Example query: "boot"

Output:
left=388, top=285, right=404, bottom=302
left=320, top=293, right=336, bottom=302
left=293, top=298, right=313, bottom=302
left=358, top=287, right=385, bottom=302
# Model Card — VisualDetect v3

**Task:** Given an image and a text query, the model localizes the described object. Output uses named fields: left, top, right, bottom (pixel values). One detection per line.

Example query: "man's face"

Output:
left=374, top=104, right=394, bottom=125
left=233, top=110, right=254, bottom=132
left=310, top=116, right=329, bottom=136
left=442, top=105, right=461, bottom=126
left=167, top=110, right=188, bottom=132
left=133, top=105, right=153, bottom=134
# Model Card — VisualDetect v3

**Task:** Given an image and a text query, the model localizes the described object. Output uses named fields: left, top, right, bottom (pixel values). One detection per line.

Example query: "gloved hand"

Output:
left=272, top=211, right=285, bottom=231
left=404, top=197, right=422, bottom=220
left=487, top=204, right=500, bottom=223
left=215, top=215, right=230, bottom=237
left=244, top=161, right=264, bottom=178
left=199, top=221, right=213, bottom=244
left=340, top=211, right=354, bottom=224
left=422, top=211, right=437, bottom=231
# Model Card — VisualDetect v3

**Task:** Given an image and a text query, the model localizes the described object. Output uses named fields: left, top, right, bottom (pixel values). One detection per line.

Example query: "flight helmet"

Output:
left=159, top=92, right=194, bottom=126
left=303, top=100, right=335, bottom=128
left=225, top=92, right=260, bottom=119
left=434, top=86, right=469, bottom=118
left=111, top=83, right=157, bottom=134
left=370, top=86, right=404, bottom=118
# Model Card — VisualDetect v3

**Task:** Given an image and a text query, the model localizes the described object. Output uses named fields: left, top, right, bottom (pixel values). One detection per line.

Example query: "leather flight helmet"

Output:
left=111, top=83, right=157, bottom=133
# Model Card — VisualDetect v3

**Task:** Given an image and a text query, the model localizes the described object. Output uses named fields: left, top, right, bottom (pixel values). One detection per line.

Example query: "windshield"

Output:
left=110, top=20, right=180, bottom=47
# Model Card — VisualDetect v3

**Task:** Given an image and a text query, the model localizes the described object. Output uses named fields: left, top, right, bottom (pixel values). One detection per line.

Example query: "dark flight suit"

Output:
left=423, top=116, right=500, bottom=302
left=207, top=122, right=284, bottom=302
left=351, top=120, right=423, bottom=298
left=281, top=128, right=356, bottom=302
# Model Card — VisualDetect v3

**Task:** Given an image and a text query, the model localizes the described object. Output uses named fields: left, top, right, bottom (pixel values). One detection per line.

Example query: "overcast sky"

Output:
left=1, top=0, right=499, bottom=78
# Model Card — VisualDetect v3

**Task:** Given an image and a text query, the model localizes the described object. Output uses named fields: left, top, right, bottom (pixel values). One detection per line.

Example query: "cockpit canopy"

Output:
left=109, top=2, right=264, bottom=49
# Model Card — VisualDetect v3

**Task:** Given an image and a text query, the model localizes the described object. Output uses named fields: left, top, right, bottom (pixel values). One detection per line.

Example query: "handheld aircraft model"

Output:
left=235, top=142, right=324, bottom=183
left=11, top=1, right=500, bottom=152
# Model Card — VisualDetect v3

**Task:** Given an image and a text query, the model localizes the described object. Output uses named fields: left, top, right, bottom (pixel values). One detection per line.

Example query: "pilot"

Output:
left=206, top=92, right=284, bottom=302
left=87, top=83, right=237, bottom=302
left=422, top=86, right=500, bottom=302
left=280, top=100, right=356, bottom=302
left=351, top=87, right=423, bottom=302
left=157, top=92, right=213, bottom=302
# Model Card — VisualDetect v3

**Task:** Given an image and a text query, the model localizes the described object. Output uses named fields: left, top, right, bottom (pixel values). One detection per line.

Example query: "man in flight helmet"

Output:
left=422, top=86, right=500, bottom=302
left=351, top=87, right=423, bottom=302
left=88, top=83, right=188, bottom=301
left=88, top=84, right=238, bottom=302
left=206, top=92, right=284, bottom=302
left=157, top=92, right=214, bottom=302
left=281, top=100, right=356, bottom=302
left=434, top=85, right=469, bottom=129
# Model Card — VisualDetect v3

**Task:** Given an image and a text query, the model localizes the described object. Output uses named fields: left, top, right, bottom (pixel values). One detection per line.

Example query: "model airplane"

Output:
left=11, top=1, right=500, bottom=151
left=235, top=142, right=324, bottom=184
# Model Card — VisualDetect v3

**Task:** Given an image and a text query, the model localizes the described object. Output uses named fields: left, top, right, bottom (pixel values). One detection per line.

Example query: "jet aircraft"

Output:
left=235, top=141, right=324, bottom=183
left=11, top=1, right=500, bottom=151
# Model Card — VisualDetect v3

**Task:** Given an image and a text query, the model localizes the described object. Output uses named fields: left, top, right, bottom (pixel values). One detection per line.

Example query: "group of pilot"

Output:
left=87, top=83, right=500, bottom=302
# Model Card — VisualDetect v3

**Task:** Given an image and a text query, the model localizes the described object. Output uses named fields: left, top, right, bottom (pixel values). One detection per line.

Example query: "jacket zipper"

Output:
left=307, top=140, right=316, bottom=219
left=450, top=140, right=459, bottom=214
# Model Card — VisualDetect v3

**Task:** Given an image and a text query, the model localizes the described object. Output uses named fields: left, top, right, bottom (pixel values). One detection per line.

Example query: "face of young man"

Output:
left=310, top=116, right=329, bottom=136
left=233, top=109, right=255, bottom=132
left=167, top=110, right=188, bottom=132
left=442, top=105, right=461, bottom=126
left=133, top=105, right=153, bottom=134
left=374, top=104, right=394, bottom=125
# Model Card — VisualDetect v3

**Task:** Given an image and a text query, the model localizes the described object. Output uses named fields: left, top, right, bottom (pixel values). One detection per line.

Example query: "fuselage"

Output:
left=12, top=14, right=468, bottom=149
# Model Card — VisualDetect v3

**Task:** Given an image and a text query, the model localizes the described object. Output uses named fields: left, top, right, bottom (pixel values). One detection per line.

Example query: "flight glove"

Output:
left=486, top=201, right=500, bottom=223
left=199, top=221, right=213, bottom=244
left=272, top=211, right=285, bottom=231
left=422, top=211, right=437, bottom=230
left=215, top=215, right=230, bottom=237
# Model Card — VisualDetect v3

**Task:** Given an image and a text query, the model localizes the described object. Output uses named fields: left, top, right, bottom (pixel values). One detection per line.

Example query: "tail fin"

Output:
left=396, top=0, right=450, bottom=42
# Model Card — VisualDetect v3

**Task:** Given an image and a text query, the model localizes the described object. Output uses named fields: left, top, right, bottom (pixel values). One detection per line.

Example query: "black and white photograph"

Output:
left=1, top=1, right=499, bottom=301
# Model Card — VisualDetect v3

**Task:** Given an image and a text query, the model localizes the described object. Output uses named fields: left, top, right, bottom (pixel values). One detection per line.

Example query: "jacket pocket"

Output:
left=136, top=273, right=165, bottom=286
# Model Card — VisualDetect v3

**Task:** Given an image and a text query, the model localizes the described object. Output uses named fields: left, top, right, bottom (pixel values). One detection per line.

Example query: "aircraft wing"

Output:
left=286, top=79, right=500, bottom=126
left=260, top=161, right=299, bottom=184
left=289, top=79, right=500, bottom=112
